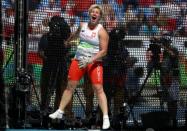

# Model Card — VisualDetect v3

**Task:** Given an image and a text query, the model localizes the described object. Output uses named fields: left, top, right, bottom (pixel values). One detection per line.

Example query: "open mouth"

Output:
left=92, top=16, right=97, bottom=21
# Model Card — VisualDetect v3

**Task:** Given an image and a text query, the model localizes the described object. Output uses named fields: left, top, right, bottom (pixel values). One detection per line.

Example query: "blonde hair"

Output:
left=88, top=4, right=103, bottom=18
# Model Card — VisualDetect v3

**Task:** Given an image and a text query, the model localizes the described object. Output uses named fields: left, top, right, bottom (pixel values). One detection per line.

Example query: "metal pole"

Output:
left=15, top=0, right=29, bottom=90
left=14, top=0, right=30, bottom=128
left=15, top=0, right=28, bottom=71
left=17, top=0, right=23, bottom=70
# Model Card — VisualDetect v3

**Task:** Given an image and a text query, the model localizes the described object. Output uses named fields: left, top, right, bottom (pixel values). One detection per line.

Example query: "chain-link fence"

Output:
left=0, top=0, right=187, bottom=130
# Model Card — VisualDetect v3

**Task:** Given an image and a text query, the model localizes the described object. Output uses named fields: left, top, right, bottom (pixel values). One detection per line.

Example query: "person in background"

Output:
left=125, top=57, right=144, bottom=104
left=123, top=3, right=138, bottom=35
left=38, top=16, right=73, bottom=127
left=73, top=0, right=95, bottom=21
left=48, top=4, right=110, bottom=129
left=103, top=28, right=129, bottom=116
left=101, top=0, right=117, bottom=32
left=3, top=7, right=15, bottom=44
left=160, top=36, right=180, bottom=127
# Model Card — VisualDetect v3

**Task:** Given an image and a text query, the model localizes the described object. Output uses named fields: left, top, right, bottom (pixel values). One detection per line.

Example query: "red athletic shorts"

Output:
left=68, top=59, right=103, bottom=84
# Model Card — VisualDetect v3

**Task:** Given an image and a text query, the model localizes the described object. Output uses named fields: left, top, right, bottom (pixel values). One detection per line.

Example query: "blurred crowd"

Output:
left=1, top=0, right=187, bottom=42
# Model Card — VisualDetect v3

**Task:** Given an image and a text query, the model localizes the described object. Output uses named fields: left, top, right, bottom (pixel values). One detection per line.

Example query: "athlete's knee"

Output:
left=93, top=85, right=104, bottom=95
left=66, top=81, right=77, bottom=92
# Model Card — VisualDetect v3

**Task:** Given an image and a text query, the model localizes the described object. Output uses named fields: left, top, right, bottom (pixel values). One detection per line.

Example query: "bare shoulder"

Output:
left=99, top=25, right=109, bottom=37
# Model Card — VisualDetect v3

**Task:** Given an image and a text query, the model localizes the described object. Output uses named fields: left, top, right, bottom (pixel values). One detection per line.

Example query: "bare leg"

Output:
left=93, top=84, right=110, bottom=129
left=93, top=84, right=108, bottom=116
left=54, top=79, right=74, bottom=118
left=49, top=80, right=79, bottom=119
left=59, top=80, right=79, bottom=111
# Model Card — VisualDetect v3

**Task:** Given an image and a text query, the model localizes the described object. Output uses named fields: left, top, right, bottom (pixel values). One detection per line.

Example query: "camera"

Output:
left=48, top=16, right=71, bottom=40
left=109, top=28, right=126, bottom=42
left=149, top=36, right=172, bottom=57
left=46, top=16, right=71, bottom=60
left=160, top=36, right=172, bottom=44
left=107, top=28, right=129, bottom=71
left=150, top=36, right=172, bottom=47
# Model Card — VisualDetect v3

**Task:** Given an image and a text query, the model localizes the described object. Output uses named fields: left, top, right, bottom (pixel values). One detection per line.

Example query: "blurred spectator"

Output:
left=138, top=0, right=156, bottom=7
left=138, top=0, right=154, bottom=18
left=139, top=18, right=160, bottom=36
left=151, top=7, right=167, bottom=28
left=124, top=4, right=137, bottom=25
left=122, top=0, right=138, bottom=12
left=2, top=0, right=14, bottom=8
left=160, top=0, right=180, bottom=19
left=28, top=0, right=41, bottom=11
left=28, top=10, right=50, bottom=54
left=61, top=0, right=75, bottom=19
left=101, top=0, right=117, bottom=32
left=116, top=0, right=123, bottom=5
left=41, top=18, right=50, bottom=33
left=3, top=7, right=15, bottom=43
left=123, top=4, right=139, bottom=35
left=69, top=17, right=79, bottom=33
left=29, top=0, right=62, bottom=50
left=159, top=0, right=180, bottom=32
left=110, top=0, right=124, bottom=22
left=60, top=0, right=69, bottom=11
left=39, top=0, right=62, bottom=19
left=176, top=6, right=186, bottom=36
left=73, top=0, right=95, bottom=21
left=185, top=15, right=187, bottom=36
left=132, top=11, right=143, bottom=35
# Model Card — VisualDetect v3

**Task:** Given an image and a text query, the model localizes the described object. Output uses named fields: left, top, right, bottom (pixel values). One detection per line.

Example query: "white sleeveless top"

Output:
left=75, top=23, right=102, bottom=61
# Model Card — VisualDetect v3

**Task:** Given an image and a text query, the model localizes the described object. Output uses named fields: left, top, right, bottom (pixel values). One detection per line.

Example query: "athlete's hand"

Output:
left=78, top=56, right=93, bottom=69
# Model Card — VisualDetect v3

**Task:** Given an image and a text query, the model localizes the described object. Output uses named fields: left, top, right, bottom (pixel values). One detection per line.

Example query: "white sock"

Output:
left=103, top=115, right=109, bottom=119
left=57, top=109, right=64, bottom=114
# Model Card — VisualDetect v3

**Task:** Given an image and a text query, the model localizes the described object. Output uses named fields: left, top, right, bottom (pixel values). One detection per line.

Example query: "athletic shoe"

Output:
left=49, top=109, right=64, bottom=119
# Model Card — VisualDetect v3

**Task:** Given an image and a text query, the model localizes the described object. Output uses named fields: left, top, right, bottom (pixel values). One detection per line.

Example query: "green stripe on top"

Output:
left=79, top=41, right=93, bottom=48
